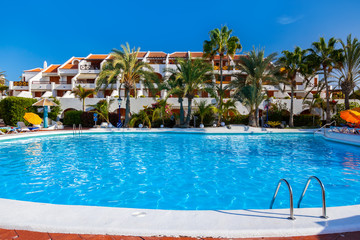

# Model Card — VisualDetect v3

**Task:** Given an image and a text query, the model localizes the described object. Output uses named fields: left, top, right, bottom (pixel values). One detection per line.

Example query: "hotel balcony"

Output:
left=10, top=81, right=29, bottom=90
left=31, top=81, right=52, bottom=90
left=78, top=65, right=100, bottom=74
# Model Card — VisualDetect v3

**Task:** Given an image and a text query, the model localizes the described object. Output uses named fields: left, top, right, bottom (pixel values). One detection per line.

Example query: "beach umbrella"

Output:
left=23, top=113, right=42, bottom=125
left=32, top=99, right=58, bottom=128
left=340, top=110, right=360, bottom=124
left=351, top=107, right=360, bottom=113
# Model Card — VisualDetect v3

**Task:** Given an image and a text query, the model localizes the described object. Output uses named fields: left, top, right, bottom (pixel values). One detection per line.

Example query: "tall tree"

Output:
left=235, top=83, right=266, bottom=126
left=308, top=37, right=343, bottom=122
left=99, top=43, right=158, bottom=127
left=277, top=47, right=309, bottom=127
left=334, top=34, right=360, bottom=110
left=203, top=26, right=241, bottom=124
left=165, top=57, right=213, bottom=127
left=161, top=73, right=186, bottom=125
left=96, top=62, right=118, bottom=96
left=71, top=85, right=96, bottom=111
left=0, top=71, right=8, bottom=96
left=229, top=47, right=278, bottom=127
left=0, top=71, right=6, bottom=85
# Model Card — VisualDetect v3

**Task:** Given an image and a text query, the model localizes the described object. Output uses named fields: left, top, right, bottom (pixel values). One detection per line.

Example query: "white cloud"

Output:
left=277, top=15, right=303, bottom=25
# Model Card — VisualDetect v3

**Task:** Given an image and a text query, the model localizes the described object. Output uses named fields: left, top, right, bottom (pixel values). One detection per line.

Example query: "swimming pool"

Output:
left=0, top=132, right=359, bottom=210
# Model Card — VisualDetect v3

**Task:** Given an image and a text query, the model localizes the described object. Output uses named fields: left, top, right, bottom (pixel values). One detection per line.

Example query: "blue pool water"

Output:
left=0, top=133, right=360, bottom=210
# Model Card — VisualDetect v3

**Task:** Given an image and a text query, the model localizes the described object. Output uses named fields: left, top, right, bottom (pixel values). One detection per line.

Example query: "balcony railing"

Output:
left=79, top=65, right=100, bottom=70
left=13, top=81, right=29, bottom=86
left=213, top=66, right=239, bottom=70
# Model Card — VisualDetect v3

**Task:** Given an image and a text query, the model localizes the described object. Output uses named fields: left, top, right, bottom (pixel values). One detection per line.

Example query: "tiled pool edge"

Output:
left=3, top=128, right=359, bottom=238
left=0, top=127, right=315, bottom=143
left=0, top=198, right=359, bottom=238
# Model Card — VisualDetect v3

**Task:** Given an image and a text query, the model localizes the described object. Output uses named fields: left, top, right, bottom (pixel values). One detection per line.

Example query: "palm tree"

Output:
left=203, top=26, right=242, bottom=121
left=277, top=47, right=309, bottom=127
left=229, top=47, right=278, bottom=126
left=0, top=71, right=8, bottom=97
left=161, top=73, right=186, bottom=125
left=195, top=100, right=215, bottom=126
left=165, top=57, right=213, bottom=127
left=96, top=61, right=118, bottom=96
left=220, top=99, right=239, bottom=122
left=0, top=71, right=6, bottom=85
left=129, top=109, right=152, bottom=128
left=334, top=34, right=360, bottom=110
left=99, top=43, right=158, bottom=127
left=152, top=99, right=168, bottom=126
left=235, top=83, right=266, bottom=126
left=308, top=37, right=343, bottom=122
left=89, top=99, right=112, bottom=124
left=72, top=85, right=96, bottom=111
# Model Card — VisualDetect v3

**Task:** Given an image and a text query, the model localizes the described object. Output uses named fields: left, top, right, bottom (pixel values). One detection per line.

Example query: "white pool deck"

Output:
left=0, top=127, right=360, bottom=238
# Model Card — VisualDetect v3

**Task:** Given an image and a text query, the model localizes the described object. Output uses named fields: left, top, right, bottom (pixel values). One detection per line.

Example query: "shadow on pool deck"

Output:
left=214, top=209, right=321, bottom=220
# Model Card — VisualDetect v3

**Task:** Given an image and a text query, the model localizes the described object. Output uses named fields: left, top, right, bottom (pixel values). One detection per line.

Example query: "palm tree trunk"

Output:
left=217, top=54, right=224, bottom=126
left=124, top=87, right=131, bottom=127
left=248, top=110, right=256, bottom=127
left=185, top=97, right=193, bottom=127
left=323, top=67, right=331, bottom=123
left=82, top=99, right=85, bottom=112
left=289, top=85, right=294, bottom=128
left=179, top=97, right=184, bottom=125
left=342, top=85, right=350, bottom=110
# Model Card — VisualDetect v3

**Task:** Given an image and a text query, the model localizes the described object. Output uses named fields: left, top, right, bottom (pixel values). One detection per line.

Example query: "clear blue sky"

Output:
left=1, top=0, right=359, bottom=81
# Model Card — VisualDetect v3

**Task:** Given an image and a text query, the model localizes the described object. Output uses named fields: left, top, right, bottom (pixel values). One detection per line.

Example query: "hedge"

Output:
left=63, top=110, right=82, bottom=126
left=225, top=114, right=249, bottom=125
left=293, top=114, right=321, bottom=127
left=64, top=111, right=121, bottom=127
left=0, top=97, right=37, bottom=126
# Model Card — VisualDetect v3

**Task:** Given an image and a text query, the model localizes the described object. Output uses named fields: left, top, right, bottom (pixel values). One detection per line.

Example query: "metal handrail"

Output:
left=297, top=176, right=328, bottom=219
left=79, top=124, right=82, bottom=135
left=270, top=179, right=295, bottom=220
left=314, top=120, right=336, bottom=136
left=73, top=124, right=76, bottom=136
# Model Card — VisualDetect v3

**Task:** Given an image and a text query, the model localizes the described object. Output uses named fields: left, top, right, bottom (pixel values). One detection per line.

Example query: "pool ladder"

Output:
left=72, top=124, right=82, bottom=136
left=269, top=176, right=328, bottom=220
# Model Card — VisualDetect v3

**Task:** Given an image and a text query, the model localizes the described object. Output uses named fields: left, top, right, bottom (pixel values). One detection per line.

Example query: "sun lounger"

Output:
left=16, top=122, right=31, bottom=132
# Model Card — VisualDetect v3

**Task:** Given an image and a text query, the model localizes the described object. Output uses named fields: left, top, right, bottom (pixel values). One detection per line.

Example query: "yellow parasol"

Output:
left=340, top=110, right=360, bottom=124
left=23, top=112, right=42, bottom=125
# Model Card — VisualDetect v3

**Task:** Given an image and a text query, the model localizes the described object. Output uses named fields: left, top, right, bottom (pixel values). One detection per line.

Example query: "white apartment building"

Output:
left=7, top=52, right=323, bottom=116
left=10, top=52, right=320, bottom=99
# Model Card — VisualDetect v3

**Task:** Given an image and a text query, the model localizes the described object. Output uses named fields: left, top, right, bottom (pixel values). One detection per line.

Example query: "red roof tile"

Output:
left=169, top=52, right=188, bottom=58
left=137, top=52, right=147, bottom=58
left=86, top=54, right=109, bottom=60
left=148, top=52, right=167, bottom=58
left=24, top=68, right=42, bottom=72
left=44, top=65, right=61, bottom=73
left=60, top=57, right=84, bottom=69
left=190, top=52, right=203, bottom=58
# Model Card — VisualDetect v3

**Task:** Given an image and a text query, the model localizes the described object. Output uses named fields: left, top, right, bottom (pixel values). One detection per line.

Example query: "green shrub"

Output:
left=267, top=121, right=281, bottom=128
left=191, top=111, right=216, bottom=127
left=225, top=114, right=249, bottom=125
left=63, top=110, right=82, bottom=126
left=294, top=114, right=321, bottom=127
left=152, top=118, right=175, bottom=128
left=0, top=97, right=37, bottom=126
